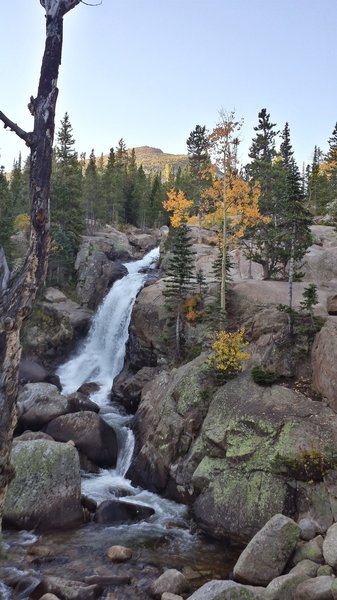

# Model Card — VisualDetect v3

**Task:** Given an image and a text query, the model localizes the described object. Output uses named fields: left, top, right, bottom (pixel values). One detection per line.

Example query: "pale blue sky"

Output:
left=0, top=0, right=336, bottom=171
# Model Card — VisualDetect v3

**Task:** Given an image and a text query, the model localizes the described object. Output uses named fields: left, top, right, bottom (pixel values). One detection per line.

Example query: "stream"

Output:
left=1, top=248, right=238, bottom=599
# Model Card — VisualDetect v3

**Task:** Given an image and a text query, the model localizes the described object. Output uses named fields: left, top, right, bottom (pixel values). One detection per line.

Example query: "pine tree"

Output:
left=164, top=223, right=195, bottom=357
left=186, top=124, right=211, bottom=231
left=325, top=123, right=337, bottom=203
left=9, top=153, right=29, bottom=218
left=0, top=166, right=13, bottom=264
left=83, top=149, right=99, bottom=228
left=306, top=146, right=331, bottom=215
left=278, top=123, right=312, bottom=333
left=49, top=113, right=84, bottom=285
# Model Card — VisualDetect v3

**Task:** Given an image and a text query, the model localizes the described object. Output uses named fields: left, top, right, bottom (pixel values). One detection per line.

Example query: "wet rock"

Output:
left=106, top=545, right=133, bottom=562
left=76, top=250, right=128, bottom=309
left=323, top=523, right=337, bottom=568
left=150, top=569, right=189, bottom=599
left=95, top=499, right=155, bottom=524
left=81, top=495, right=97, bottom=513
left=66, top=392, right=99, bottom=413
left=4, top=440, right=82, bottom=530
left=32, top=576, right=101, bottom=600
left=233, top=514, right=300, bottom=586
left=76, top=382, right=100, bottom=396
left=45, top=411, right=118, bottom=467
left=295, top=576, right=335, bottom=599
left=162, top=593, right=183, bottom=600
left=186, top=580, right=265, bottom=599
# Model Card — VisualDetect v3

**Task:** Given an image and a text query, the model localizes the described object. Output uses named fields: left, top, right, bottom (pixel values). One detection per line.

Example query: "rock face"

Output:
left=233, top=514, right=300, bottom=585
left=45, top=411, right=118, bottom=467
left=4, top=440, right=82, bottom=530
left=130, top=358, right=337, bottom=542
left=111, top=366, right=160, bottom=412
left=312, top=319, right=337, bottom=411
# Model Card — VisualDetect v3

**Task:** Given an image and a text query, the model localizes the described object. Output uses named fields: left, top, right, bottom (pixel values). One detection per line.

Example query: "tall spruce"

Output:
left=279, top=122, right=312, bottom=332
left=49, top=113, right=84, bottom=285
left=164, top=223, right=195, bottom=357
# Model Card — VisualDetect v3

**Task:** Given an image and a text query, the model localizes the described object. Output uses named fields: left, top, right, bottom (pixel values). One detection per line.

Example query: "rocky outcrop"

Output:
left=130, top=359, right=337, bottom=543
left=22, top=287, right=92, bottom=363
left=111, top=366, right=161, bottom=412
left=4, top=439, right=82, bottom=530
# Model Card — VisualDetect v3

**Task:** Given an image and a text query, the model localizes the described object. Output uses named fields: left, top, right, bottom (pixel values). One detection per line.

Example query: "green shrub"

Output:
left=251, top=366, right=279, bottom=386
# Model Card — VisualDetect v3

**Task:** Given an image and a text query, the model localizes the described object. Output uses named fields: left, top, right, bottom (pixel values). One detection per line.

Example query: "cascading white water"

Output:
left=58, top=247, right=160, bottom=403
left=57, top=247, right=188, bottom=527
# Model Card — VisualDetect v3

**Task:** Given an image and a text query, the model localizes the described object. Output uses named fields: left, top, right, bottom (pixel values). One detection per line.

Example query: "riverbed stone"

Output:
left=17, top=383, right=68, bottom=429
left=295, top=576, right=335, bottom=599
left=106, top=545, right=132, bottom=562
left=45, top=411, right=118, bottom=467
left=233, top=514, right=300, bottom=586
left=186, top=580, right=266, bottom=599
left=33, top=576, right=102, bottom=600
left=161, top=593, right=183, bottom=600
left=4, top=440, right=82, bottom=530
left=150, top=569, right=189, bottom=599
left=323, top=523, right=337, bottom=568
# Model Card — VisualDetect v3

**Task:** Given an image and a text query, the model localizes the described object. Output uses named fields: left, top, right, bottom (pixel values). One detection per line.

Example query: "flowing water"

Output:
left=1, top=248, right=238, bottom=599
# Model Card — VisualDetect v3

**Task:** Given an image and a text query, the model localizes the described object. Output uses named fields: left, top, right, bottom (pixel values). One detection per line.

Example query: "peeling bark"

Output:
left=0, top=0, right=81, bottom=530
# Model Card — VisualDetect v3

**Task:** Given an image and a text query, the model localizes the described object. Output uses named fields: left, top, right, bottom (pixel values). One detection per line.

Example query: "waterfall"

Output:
left=58, top=246, right=160, bottom=404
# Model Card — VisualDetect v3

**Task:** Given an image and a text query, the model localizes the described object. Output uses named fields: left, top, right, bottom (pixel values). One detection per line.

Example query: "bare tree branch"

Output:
left=0, top=111, right=33, bottom=147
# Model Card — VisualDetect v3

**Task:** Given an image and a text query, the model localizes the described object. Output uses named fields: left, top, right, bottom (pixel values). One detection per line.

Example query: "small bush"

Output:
left=207, top=328, right=250, bottom=380
left=251, top=366, right=279, bottom=386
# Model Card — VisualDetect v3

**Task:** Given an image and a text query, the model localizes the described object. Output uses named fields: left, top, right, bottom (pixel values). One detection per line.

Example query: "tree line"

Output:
left=1, top=109, right=337, bottom=294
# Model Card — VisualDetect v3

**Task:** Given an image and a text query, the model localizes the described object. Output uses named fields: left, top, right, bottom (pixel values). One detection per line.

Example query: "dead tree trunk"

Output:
left=0, top=0, right=81, bottom=530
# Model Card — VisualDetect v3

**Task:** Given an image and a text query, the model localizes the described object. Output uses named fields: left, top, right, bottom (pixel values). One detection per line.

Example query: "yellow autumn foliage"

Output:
left=208, top=328, right=250, bottom=376
left=163, top=188, right=194, bottom=227
left=200, top=169, right=269, bottom=240
left=14, top=213, right=30, bottom=236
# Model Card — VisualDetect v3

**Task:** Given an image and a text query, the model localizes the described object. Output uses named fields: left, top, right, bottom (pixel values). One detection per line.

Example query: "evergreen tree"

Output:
left=83, top=149, right=99, bottom=228
left=9, top=153, right=29, bottom=218
left=164, top=223, right=195, bottom=357
left=49, top=112, right=84, bottom=285
left=0, top=166, right=13, bottom=264
left=245, top=108, right=284, bottom=279
left=306, top=146, right=331, bottom=215
left=325, top=123, right=337, bottom=203
left=186, top=125, right=212, bottom=228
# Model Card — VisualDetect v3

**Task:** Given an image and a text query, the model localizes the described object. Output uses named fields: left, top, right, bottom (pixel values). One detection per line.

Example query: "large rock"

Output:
left=45, top=411, right=118, bottom=467
left=130, top=358, right=337, bottom=542
left=94, top=499, right=155, bottom=524
left=323, top=523, right=337, bottom=568
left=312, top=319, right=337, bottom=411
left=16, top=383, right=99, bottom=431
left=4, top=440, right=82, bottom=530
left=233, top=514, right=300, bottom=586
left=128, top=353, right=214, bottom=495
left=150, top=569, right=189, bottom=599
left=295, top=576, right=335, bottom=599
left=76, top=251, right=127, bottom=309
left=17, top=383, right=69, bottom=430
left=110, top=366, right=160, bottom=412
left=186, top=580, right=265, bottom=599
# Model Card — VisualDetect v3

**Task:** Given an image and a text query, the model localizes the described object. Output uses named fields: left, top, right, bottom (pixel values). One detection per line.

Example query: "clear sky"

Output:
left=0, top=0, right=336, bottom=171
